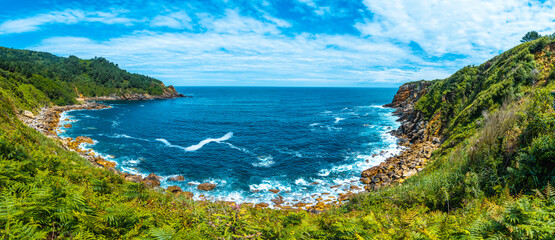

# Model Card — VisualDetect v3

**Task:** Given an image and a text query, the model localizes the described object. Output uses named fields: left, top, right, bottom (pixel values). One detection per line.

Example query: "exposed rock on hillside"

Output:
left=361, top=80, right=440, bottom=190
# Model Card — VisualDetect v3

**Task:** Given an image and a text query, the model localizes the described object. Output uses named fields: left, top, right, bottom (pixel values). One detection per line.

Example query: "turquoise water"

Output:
left=59, top=87, right=402, bottom=206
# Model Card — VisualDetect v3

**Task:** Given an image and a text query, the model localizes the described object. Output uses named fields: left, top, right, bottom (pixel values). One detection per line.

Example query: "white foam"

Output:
left=295, top=178, right=309, bottom=186
left=334, top=117, right=346, bottom=124
left=317, top=169, right=330, bottom=177
left=184, top=132, right=233, bottom=152
left=252, top=155, right=275, bottom=168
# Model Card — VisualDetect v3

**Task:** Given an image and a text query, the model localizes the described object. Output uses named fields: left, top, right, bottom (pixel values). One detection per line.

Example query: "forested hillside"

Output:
left=0, top=47, right=171, bottom=106
left=0, top=36, right=554, bottom=239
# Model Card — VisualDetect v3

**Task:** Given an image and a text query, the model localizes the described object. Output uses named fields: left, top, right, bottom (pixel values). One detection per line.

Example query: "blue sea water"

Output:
left=59, top=87, right=402, bottom=206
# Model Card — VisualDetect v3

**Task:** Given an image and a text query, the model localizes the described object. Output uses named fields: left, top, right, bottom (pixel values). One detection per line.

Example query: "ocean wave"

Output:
left=334, top=117, right=345, bottom=124
left=111, top=134, right=150, bottom=142
left=252, top=155, right=275, bottom=168
left=183, top=132, right=233, bottom=152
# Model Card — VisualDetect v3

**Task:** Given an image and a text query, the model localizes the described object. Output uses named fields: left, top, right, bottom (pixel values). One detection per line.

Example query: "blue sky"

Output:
left=1, top=0, right=554, bottom=87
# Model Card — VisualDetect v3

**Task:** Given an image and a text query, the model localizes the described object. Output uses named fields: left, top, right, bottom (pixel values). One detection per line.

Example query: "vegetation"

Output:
left=0, top=47, right=167, bottom=106
left=0, top=35, right=554, bottom=239
left=522, top=31, right=542, bottom=42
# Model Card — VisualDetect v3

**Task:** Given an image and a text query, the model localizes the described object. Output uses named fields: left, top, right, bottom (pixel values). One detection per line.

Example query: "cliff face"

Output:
left=359, top=81, right=439, bottom=190
left=83, top=84, right=185, bottom=101
left=385, top=80, right=440, bottom=144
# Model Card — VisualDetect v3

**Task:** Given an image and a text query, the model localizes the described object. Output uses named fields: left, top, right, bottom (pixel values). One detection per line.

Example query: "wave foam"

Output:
left=252, top=155, right=275, bottom=168
left=334, top=117, right=345, bottom=124
left=184, top=132, right=233, bottom=151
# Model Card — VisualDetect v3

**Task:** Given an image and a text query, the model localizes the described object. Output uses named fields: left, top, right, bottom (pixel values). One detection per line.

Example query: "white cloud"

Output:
left=0, top=9, right=139, bottom=34
left=150, top=11, right=192, bottom=29
left=32, top=10, right=435, bottom=86
left=356, top=0, right=555, bottom=59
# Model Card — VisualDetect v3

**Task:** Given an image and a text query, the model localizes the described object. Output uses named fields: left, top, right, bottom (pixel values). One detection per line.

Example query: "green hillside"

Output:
left=0, top=47, right=170, bottom=107
left=0, top=36, right=554, bottom=239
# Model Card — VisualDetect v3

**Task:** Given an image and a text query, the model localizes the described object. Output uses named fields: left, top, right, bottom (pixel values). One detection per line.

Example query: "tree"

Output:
left=521, top=31, right=541, bottom=42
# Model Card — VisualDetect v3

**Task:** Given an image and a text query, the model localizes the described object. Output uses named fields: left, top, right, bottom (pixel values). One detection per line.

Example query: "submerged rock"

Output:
left=268, top=189, right=280, bottom=194
left=271, top=196, right=285, bottom=205
left=197, top=183, right=216, bottom=191
left=168, top=175, right=185, bottom=181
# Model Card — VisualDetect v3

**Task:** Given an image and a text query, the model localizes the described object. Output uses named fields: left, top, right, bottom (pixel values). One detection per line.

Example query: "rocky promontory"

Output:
left=361, top=80, right=441, bottom=190
left=83, top=84, right=186, bottom=101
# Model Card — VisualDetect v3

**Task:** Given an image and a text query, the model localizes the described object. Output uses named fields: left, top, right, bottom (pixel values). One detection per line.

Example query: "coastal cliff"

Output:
left=82, top=84, right=185, bottom=101
left=360, top=80, right=440, bottom=190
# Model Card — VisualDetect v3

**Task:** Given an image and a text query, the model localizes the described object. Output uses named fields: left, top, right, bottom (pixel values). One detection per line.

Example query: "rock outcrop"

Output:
left=361, top=80, right=440, bottom=190
left=197, top=183, right=216, bottom=191
left=168, top=175, right=185, bottom=182
left=83, top=84, right=186, bottom=101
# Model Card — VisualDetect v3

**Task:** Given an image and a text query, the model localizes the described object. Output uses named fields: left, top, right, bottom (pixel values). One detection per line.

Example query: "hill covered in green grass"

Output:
left=0, top=47, right=181, bottom=108
left=0, top=36, right=554, bottom=239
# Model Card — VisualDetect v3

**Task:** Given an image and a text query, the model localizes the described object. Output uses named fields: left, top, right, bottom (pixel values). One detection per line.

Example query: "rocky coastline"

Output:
left=17, top=82, right=441, bottom=213
left=81, top=85, right=186, bottom=101
left=360, top=80, right=441, bottom=190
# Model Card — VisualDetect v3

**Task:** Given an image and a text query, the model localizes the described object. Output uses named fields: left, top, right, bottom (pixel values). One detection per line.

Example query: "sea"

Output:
left=58, top=87, right=402, bottom=207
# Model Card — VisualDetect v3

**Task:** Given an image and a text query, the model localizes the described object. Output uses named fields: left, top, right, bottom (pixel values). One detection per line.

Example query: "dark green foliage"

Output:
left=0, top=47, right=167, bottom=105
left=521, top=31, right=541, bottom=42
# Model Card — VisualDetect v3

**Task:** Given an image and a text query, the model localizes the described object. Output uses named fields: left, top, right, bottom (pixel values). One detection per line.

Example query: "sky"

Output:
left=0, top=0, right=554, bottom=87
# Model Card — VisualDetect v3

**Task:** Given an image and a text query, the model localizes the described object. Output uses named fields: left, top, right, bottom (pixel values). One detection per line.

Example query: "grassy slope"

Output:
left=0, top=39, right=554, bottom=239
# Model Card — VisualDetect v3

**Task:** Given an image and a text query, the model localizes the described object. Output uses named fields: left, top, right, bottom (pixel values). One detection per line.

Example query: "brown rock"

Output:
left=143, top=179, right=161, bottom=188
left=338, top=193, right=355, bottom=201
left=168, top=175, right=185, bottom=181
left=23, top=110, right=35, bottom=118
left=167, top=185, right=183, bottom=193
left=63, top=124, right=72, bottom=128
left=255, top=203, right=269, bottom=208
left=142, top=173, right=161, bottom=187
left=75, top=136, right=94, bottom=144
left=197, top=183, right=216, bottom=191
left=125, top=175, right=142, bottom=183
left=269, top=189, right=280, bottom=194
left=177, top=191, right=194, bottom=199
left=271, top=196, right=285, bottom=205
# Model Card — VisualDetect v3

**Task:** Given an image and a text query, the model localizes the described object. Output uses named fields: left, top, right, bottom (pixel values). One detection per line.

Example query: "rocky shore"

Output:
left=360, top=80, right=441, bottom=190
left=17, top=82, right=441, bottom=213
left=82, top=85, right=186, bottom=101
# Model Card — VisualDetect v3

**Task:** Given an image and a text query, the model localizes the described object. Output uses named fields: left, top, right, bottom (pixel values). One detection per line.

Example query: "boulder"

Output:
left=125, top=175, right=143, bottom=183
left=271, top=196, right=284, bottom=205
left=75, top=136, right=94, bottom=144
left=145, top=173, right=162, bottom=180
left=142, top=173, right=161, bottom=187
left=197, top=183, right=216, bottom=191
left=23, top=110, right=34, bottom=119
left=63, top=124, right=72, bottom=128
left=168, top=175, right=185, bottom=182
left=269, top=189, right=280, bottom=194
left=255, top=203, right=269, bottom=208
left=167, top=185, right=183, bottom=193
left=143, top=179, right=161, bottom=188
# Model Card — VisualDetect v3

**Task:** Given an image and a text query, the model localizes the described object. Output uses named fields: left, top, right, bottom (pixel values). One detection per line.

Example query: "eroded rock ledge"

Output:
left=361, top=80, right=441, bottom=190
left=83, top=85, right=186, bottom=101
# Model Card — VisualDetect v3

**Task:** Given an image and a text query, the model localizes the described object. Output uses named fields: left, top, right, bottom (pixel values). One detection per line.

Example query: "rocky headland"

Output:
left=81, top=85, right=186, bottom=101
left=360, top=80, right=442, bottom=190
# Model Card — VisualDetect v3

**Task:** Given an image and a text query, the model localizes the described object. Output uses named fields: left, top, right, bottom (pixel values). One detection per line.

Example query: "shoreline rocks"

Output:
left=360, top=80, right=440, bottom=190
left=197, top=183, right=217, bottom=191
left=83, top=85, right=187, bottom=101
